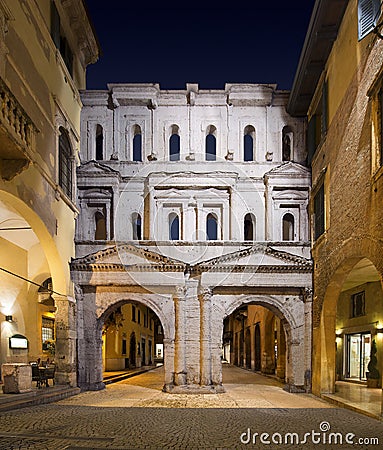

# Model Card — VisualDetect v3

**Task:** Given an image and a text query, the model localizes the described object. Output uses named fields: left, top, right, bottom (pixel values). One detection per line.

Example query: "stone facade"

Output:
left=288, top=0, right=383, bottom=400
left=72, top=83, right=313, bottom=393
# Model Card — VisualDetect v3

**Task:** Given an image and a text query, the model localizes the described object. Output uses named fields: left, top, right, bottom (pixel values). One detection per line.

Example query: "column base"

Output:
left=163, top=383, right=225, bottom=394
left=283, top=383, right=310, bottom=393
left=78, top=381, right=105, bottom=391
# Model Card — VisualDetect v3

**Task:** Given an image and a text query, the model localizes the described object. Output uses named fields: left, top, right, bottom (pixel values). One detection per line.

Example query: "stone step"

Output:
left=0, top=386, right=80, bottom=412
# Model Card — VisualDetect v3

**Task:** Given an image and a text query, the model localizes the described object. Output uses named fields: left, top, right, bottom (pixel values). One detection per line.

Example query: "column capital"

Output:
left=198, top=286, right=213, bottom=301
left=174, top=285, right=186, bottom=299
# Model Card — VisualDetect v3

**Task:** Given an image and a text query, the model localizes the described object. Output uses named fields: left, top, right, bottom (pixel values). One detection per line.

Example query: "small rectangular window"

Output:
left=307, top=81, right=328, bottom=164
left=132, top=305, right=136, bottom=322
left=50, top=1, right=60, bottom=49
left=42, top=317, right=55, bottom=351
left=351, top=291, right=365, bottom=317
left=313, top=184, right=325, bottom=240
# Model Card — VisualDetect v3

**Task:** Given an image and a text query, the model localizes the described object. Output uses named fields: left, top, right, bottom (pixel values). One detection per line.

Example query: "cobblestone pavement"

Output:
left=0, top=366, right=382, bottom=450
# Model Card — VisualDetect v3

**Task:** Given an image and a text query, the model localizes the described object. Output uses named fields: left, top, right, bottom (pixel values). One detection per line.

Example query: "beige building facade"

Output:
left=288, top=0, right=383, bottom=405
left=0, top=0, right=99, bottom=386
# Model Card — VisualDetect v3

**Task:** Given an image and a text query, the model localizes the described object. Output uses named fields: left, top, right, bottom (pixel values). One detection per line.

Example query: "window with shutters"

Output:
left=368, top=77, right=383, bottom=173
left=50, top=1, right=73, bottom=76
left=308, top=79, right=328, bottom=164
left=358, top=0, right=381, bottom=40
left=58, top=127, right=73, bottom=199
left=313, top=183, right=325, bottom=240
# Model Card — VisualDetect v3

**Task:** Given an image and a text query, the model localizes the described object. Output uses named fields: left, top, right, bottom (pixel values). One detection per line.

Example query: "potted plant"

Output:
left=366, top=339, right=380, bottom=388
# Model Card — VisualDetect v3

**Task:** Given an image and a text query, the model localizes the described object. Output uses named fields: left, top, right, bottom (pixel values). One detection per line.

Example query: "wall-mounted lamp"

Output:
left=5, top=315, right=13, bottom=323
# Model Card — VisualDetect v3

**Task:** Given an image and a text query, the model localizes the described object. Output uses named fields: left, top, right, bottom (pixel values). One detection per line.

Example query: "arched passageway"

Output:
left=314, top=257, right=383, bottom=403
left=0, top=192, right=75, bottom=385
left=101, top=300, right=164, bottom=373
left=222, top=302, right=288, bottom=384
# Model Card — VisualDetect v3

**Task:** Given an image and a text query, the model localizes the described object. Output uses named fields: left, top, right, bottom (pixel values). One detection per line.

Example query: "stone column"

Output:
left=184, top=278, right=200, bottom=385
left=199, top=287, right=212, bottom=386
left=53, top=293, right=77, bottom=387
left=163, top=337, right=174, bottom=390
left=76, top=286, right=104, bottom=391
left=303, top=288, right=313, bottom=392
left=173, top=285, right=186, bottom=385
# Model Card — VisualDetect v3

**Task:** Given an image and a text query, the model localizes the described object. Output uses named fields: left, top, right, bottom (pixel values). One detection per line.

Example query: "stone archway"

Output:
left=75, top=289, right=175, bottom=391
left=313, top=256, right=383, bottom=396
left=0, top=192, right=76, bottom=385
left=214, top=293, right=312, bottom=392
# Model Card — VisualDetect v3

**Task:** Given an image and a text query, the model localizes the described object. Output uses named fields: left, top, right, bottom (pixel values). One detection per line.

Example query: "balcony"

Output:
left=0, top=77, right=37, bottom=180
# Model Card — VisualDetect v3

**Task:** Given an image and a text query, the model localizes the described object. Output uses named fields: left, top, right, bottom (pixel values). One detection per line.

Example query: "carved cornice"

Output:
left=71, top=243, right=312, bottom=275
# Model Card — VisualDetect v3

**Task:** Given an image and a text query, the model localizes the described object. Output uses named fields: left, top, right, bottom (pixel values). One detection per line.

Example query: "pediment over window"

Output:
left=264, top=162, right=311, bottom=180
left=77, top=160, right=120, bottom=176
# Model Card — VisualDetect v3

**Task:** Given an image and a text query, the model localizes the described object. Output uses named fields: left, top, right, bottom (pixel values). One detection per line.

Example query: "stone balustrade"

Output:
left=0, top=77, right=35, bottom=151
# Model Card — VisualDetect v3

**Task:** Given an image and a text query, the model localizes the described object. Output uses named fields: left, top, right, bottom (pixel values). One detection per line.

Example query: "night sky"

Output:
left=85, top=2, right=316, bottom=92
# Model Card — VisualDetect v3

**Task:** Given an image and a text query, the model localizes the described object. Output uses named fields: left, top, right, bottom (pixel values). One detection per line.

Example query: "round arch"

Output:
left=214, top=293, right=311, bottom=392
left=96, top=294, right=174, bottom=342
left=82, top=292, right=175, bottom=391
left=0, top=191, right=68, bottom=294
left=314, top=254, right=383, bottom=395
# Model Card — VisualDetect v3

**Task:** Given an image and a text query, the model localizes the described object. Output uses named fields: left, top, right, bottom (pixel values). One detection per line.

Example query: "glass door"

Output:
left=346, top=332, right=371, bottom=381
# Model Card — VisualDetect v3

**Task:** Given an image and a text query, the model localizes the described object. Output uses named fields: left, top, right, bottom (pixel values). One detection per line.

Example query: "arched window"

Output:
left=133, top=125, right=142, bottom=162
left=206, top=126, right=216, bottom=161
left=244, top=213, right=255, bottom=241
left=282, top=213, right=294, bottom=241
left=282, top=126, right=293, bottom=161
left=206, top=213, right=218, bottom=240
left=132, top=213, right=142, bottom=240
left=96, top=124, right=103, bottom=160
left=169, top=125, right=180, bottom=161
left=58, top=126, right=72, bottom=198
left=169, top=213, right=180, bottom=240
left=244, top=125, right=255, bottom=161
left=95, top=211, right=106, bottom=240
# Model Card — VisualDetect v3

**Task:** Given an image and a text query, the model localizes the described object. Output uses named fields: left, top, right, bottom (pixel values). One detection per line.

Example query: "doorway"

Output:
left=345, top=332, right=371, bottom=381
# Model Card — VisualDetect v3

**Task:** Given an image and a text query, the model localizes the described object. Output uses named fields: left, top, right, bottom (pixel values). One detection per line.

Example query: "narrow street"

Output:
left=0, top=366, right=381, bottom=449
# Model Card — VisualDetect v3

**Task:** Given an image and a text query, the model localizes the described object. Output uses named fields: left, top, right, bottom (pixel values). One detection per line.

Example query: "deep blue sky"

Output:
left=85, top=2, right=316, bottom=91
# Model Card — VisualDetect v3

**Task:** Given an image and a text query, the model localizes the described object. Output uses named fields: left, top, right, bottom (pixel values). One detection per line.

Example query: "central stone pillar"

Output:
left=53, top=293, right=77, bottom=386
left=184, top=278, right=201, bottom=385
left=173, top=285, right=187, bottom=385
left=199, top=287, right=212, bottom=386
